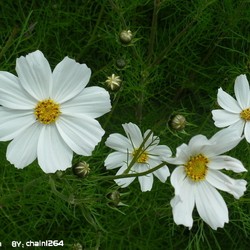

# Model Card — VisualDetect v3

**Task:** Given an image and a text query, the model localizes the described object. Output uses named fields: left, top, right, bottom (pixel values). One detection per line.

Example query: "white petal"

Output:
left=170, top=178, right=195, bottom=229
left=170, top=166, right=186, bottom=196
left=206, top=170, right=247, bottom=199
left=217, top=87, right=241, bottom=113
left=37, top=125, right=73, bottom=173
left=188, top=134, right=211, bottom=155
left=169, top=143, right=190, bottom=165
left=6, top=123, right=41, bottom=169
left=0, top=71, right=36, bottom=109
left=149, top=145, right=172, bottom=161
left=153, top=164, right=170, bottom=183
left=204, top=128, right=242, bottom=157
left=56, top=114, right=104, bottom=156
left=104, top=151, right=128, bottom=170
left=16, top=50, right=52, bottom=100
left=138, top=173, right=154, bottom=192
left=234, top=74, right=250, bottom=109
left=208, top=155, right=247, bottom=173
left=52, top=57, right=91, bottom=103
left=195, top=181, right=229, bottom=230
left=212, top=109, right=240, bottom=127
left=244, top=121, right=250, bottom=142
left=143, top=129, right=159, bottom=150
left=122, top=122, right=143, bottom=148
left=61, top=86, right=111, bottom=118
left=114, top=164, right=136, bottom=188
left=0, top=107, right=36, bottom=141
left=105, top=133, right=133, bottom=153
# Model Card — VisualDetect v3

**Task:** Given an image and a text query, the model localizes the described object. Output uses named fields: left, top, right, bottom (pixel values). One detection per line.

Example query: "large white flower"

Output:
left=212, top=74, right=250, bottom=142
left=169, top=129, right=247, bottom=230
left=104, top=122, right=172, bottom=192
left=0, top=50, right=111, bottom=173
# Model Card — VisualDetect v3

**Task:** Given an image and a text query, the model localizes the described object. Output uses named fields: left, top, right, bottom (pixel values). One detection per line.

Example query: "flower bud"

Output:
left=119, top=30, right=132, bottom=44
left=116, top=58, right=126, bottom=69
left=105, top=74, right=121, bottom=91
left=170, top=114, right=186, bottom=131
left=72, top=161, right=90, bottom=178
left=106, top=190, right=121, bottom=207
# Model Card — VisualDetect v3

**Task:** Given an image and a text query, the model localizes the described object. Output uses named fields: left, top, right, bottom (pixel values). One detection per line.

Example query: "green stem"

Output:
left=99, top=161, right=167, bottom=181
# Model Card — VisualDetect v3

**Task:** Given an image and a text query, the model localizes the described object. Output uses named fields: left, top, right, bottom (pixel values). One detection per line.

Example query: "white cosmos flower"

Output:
left=169, top=129, right=247, bottom=230
left=104, top=122, right=172, bottom=192
left=212, top=74, right=250, bottom=142
left=0, top=50, right=111, bottom=173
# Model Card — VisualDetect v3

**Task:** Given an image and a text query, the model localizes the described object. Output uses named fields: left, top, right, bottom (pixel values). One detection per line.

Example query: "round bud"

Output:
left=116, top=58, right=126, bottom=69
left=170, top=114, right=186, bottom=131
left=72, top=161, right=90, bottom=178
left=119, top=30, right=132, bottom=44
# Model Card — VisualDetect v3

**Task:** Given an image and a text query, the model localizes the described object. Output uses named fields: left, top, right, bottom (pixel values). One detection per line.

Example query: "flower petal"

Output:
left=114, top=164, right=136, bottom=188
left=61, top=86, right=111, bottom=118
left=37, top=125, right=73, bottom=173
left=170, top=178, right=195, bottom=229
left=122, top=123, right=143, bottom=149
left=208, top=155, right=247, bottom=173
left=52, top=56, right=91, bottom=103
left=212, top=109, right=240, bottom=127
left=104, top=151, right=128, bottom=170
left=143, top=129, right=159, bottom=150
left=138, top=173, right=154, bottom=192
left=56, top=114, right=104, bottom=156
left=6, top=123, right=41, bottom=169
left=170, top=166, right=186, bottom=196
left=105, top=133, right=133, bottom=153
left=0, top=71, right=36, bottom=109
left=16, top=50, right=52, bottom=100
left=206, top=170, right=247, bottom=199
left=195, top=181, right=229, bottom=230
left=234, top=74, right=250, bottom=109
left=169, top=143, right=190, bottom=165
left=204, top=128, right=242, bottom=157
left=217, top=87, right=241, bottom=113
left=0, top=107, right=35, bottom=141
left=149, top=145, right=172, bottom=161
left=244, top=121, right=250, bottom=142
left=188, top=134, right=211, bottom=155
left=153, top=164, right=170, bottom=183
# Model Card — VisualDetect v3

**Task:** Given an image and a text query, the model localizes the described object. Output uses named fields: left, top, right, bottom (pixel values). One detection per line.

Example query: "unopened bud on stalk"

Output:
left=119, top=30, right=133, bottom=44
left=72, top=161, right=90, bottom=178
left=105, top=74, right=122, bottom=91
left=170, top=114, right=186, bottom=131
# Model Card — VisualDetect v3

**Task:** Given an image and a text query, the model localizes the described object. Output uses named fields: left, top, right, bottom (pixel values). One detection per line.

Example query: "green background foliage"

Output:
left=0, top=0, right=249, bottom=249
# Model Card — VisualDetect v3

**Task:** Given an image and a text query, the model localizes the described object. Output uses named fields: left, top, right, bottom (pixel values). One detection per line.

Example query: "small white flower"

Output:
left=169, top=129, right=247, bottom=230
left=212, top=74, right=250, bottom=141
left=0, top=50, right=111, bottom=173
left=104, top=122, right=172, bottom=192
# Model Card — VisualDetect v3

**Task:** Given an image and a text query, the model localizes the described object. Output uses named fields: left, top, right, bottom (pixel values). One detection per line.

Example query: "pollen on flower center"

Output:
left=185, top=154, right=208, bottom=181
left=132, top=149, right=148, bottom=163
left=34, top=99, right=61, bottom=124
left=240, top=108, right=250, bottom=121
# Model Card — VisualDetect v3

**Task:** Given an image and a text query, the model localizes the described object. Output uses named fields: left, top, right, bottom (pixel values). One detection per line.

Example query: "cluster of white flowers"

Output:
left=0, top=51, right=248, bottom=230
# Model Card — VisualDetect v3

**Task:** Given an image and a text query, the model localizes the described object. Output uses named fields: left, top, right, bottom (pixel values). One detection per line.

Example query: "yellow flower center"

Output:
left=185, top=154, right=208, bottom=181
left=34, top=99, right=61, bottom=124
left=132, top=149, right=148, bottom=163
left=240, top=108, right=250, bottom=121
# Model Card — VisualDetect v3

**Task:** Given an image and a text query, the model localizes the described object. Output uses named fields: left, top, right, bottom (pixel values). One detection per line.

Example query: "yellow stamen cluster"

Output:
left=34, top=99, right=61, bottom=124
left=185, top=154, right=208, bottom=181
left=240, top=108, right=250, bottom=121
left=132, top=149, right=148, bottom=163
